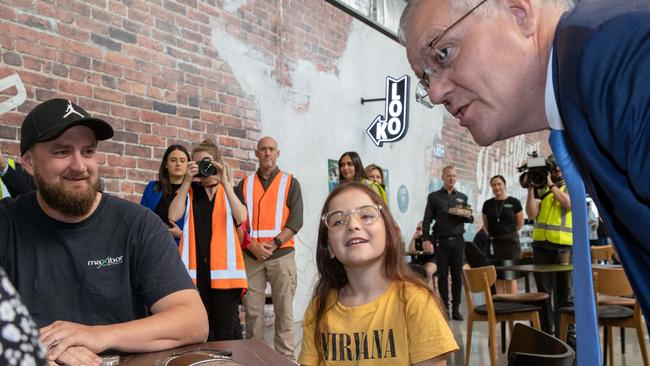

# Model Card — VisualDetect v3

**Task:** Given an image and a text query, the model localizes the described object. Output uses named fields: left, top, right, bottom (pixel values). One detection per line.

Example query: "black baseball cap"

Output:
left=20, top=98, right=114, bottom=155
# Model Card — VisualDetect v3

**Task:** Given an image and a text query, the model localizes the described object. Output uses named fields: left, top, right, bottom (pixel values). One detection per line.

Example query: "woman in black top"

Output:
left=140, top=144, right=190, bottom=244
left=408, top=221, right=437, bottom=290
left=481, top=175, right=524, bottom=293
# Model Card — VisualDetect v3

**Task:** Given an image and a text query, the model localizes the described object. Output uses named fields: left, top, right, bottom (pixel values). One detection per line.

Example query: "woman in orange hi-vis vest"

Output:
left=169, top=139, right=248, bottom=341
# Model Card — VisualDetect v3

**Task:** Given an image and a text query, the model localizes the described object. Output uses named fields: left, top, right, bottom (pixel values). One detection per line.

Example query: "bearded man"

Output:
left=0, top=99, right=208, bottom=365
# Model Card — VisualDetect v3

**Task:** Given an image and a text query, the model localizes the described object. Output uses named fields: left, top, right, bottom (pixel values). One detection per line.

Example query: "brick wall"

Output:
left=0, top=0, right=351, bottom=201
left=0, top=0, right=550, bottom=209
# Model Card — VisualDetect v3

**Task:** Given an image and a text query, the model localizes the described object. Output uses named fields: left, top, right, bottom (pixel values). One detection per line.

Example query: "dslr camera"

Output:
left=196, top=157, right=219, bottom=177
left=518, top=151, right=553, bottom=189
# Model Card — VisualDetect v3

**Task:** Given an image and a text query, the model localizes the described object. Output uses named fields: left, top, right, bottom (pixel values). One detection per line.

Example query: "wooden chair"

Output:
left=591, top=245, right=615, bottom=264
left=464, top=244, right=550, bottom=353
left=507, top=323, right=575, bottom=366
left=558, top=267, right=648, bottom=366
left=463, top=266, right=542, bottom=366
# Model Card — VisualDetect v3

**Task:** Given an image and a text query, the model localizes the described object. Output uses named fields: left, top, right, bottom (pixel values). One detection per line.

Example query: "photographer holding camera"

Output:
left=523, top=154, right=573, bottom=341
left=169, top=139, right=248, bottom=341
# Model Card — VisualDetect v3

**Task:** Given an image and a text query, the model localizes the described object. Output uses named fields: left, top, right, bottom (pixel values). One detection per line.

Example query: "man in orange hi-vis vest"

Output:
left=236, top=136, right=303, bottom=358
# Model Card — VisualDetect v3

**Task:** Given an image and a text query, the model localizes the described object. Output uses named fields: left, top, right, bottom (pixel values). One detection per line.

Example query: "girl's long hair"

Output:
left=157, top=144, right=190, bottom=196
left=338, top=151, right=367, bottom=183
left=310, top=182, right=445, bottom=363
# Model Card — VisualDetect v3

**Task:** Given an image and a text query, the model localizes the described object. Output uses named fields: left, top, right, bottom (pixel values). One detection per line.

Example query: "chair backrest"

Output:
left=591, top=245, right=614, bottom=263
left=507, top=323, right=575, bottom=366
left=593, top=266, right=633, bottom=297
left=463, top=265, right=497, bottom=294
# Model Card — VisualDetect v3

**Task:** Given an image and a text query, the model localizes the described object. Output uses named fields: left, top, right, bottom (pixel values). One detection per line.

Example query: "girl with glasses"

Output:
left=299, top=182, right=457, bottom=366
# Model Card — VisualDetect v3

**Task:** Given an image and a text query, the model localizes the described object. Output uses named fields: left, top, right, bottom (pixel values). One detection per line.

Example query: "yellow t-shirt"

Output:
left=298, top=281, right=458, bottom=365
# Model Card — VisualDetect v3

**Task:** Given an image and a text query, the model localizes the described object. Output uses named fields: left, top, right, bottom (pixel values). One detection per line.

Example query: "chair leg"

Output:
left=621, top=327, right=625, bottom=354
left=465, top=319, right=474, bottom=366
left=603, top=326, right=608, bottom=366
left=635, top=320, right=649, bottom=366
left=607, top=326, right=614, bottom=366
left=488, top=320, right=497, bottom=366
left=559, top=313, right=568, bottom=341
left=501, top=321, right=506, bottom=354
left=531, top=312, right=541, bottom=331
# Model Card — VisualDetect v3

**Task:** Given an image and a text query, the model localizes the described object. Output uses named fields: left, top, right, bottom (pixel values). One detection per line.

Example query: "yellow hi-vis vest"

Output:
left=0, top=159, right=16, bottom=200
left=532, top=185, right=573, bottom=245
left=179, top=185, right=247, bottom=289
left=242, top=171, right=294, bottom=248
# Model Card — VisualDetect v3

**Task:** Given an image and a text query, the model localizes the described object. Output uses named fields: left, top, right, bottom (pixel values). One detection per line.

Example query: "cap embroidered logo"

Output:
left=63, top=100, right=84, bottom=119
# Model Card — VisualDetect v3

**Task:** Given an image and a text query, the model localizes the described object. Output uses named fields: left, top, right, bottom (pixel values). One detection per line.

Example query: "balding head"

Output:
left=257, top=136, right=278, bottom=150
left=255, top=136, right=280, bottom=174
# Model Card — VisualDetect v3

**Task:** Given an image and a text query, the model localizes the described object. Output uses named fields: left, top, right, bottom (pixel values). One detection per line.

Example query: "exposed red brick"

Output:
left=58, top=79, right=93, bottom=97
left=94, top=87, right=123, bottom=103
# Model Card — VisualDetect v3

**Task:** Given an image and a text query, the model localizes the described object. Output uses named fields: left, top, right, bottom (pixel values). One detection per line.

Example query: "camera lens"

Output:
left=197, top=157, right=217, bottom=177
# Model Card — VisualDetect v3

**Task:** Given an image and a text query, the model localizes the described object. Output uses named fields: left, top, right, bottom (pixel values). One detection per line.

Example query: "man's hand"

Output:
left=47, top=346, right=102, bottom=366
left=248, top=238, right=274, bottom=260
left=422, top=240, right=435, bottom=254
left=40, top=321, right=110, bottom=363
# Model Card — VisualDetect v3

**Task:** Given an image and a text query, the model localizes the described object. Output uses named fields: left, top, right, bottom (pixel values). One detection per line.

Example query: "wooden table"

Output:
left=120, top=339, right=295, bottom=366
left=495, top=264, right=573, bottom=335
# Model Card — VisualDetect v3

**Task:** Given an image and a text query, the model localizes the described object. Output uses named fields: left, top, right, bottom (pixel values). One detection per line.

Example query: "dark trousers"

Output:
left=436, top=236, right=465, bottom=310
left=198, top=287, right=243, bottom=341
left=532, top=241, right=574, bottom=334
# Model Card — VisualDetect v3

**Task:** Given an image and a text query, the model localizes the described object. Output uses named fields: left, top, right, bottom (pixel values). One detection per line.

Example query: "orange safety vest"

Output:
left=242, top=171, right=294, bottom=248
left=179, top=185, right=247, bottom=289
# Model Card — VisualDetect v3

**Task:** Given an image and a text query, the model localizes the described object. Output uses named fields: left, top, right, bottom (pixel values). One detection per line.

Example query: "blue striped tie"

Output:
left=549, top=129, right=600, bottom=365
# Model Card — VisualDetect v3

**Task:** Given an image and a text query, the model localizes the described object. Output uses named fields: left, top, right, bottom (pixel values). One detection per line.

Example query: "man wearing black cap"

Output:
left=0, top=99, right=208, bottom=365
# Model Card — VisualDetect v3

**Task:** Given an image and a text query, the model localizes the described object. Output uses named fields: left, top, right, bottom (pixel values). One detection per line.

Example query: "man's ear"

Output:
left=21, top=151, right=35, bottom=176
left=505, top=0, right=537, bottom=36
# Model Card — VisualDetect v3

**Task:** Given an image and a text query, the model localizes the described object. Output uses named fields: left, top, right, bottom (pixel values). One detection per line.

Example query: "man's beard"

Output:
left=35, top=174, right=99, bottom=217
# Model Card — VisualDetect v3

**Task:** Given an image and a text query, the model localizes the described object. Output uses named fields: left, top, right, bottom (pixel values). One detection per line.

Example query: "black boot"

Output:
left=452, top=307, right=464, bottom=321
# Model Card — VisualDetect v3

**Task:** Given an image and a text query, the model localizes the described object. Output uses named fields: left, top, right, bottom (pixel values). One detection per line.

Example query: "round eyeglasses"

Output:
left=321, top=204, right=383, bottom=231
left=415, top=0, right=489, bottom=108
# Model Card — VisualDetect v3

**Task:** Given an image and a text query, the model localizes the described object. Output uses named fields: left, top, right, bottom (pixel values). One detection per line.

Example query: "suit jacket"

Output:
left=553, top=0, right=650, bottom=316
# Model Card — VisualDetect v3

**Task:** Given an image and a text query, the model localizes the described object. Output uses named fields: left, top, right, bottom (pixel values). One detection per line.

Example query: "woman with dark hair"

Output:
left=141, top=144, right=190, bottom=243
left=338, top=152, right=387, bottom=204
left=481, top=175, right=525, bottom=293
left=298, top=182, right=457, bottom=366
left=169, top=139, right=248, bottom=341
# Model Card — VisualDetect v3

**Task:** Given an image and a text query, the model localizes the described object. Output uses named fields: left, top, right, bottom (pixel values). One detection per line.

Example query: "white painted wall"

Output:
left=211, top=19, right=445, bottom=322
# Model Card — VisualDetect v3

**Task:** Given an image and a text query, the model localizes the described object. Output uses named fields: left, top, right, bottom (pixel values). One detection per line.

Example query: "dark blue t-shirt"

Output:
left=0, top=192, right=195, bottom=327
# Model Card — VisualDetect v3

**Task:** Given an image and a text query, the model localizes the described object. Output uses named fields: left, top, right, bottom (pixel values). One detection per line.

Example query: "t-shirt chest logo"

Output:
left=87, top=255, right=124, bottom=269
left=320, top=328, right=397, bottom=361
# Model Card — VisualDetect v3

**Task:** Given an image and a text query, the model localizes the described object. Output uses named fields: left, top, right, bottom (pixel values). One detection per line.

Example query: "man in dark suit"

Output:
left=399, top=0, right=650, bottom=363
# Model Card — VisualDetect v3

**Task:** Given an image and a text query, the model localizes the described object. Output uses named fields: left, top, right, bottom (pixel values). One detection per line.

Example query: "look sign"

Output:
left=366, top=75, right=409, bottom=147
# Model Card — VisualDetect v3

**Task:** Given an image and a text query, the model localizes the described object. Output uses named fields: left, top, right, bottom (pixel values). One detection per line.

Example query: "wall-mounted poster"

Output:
left=328, top=159, right=340, bottom=193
